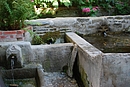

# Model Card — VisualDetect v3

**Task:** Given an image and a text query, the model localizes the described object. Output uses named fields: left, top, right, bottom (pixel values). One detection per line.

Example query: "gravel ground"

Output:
left=43, top=72, right=78, bottom=87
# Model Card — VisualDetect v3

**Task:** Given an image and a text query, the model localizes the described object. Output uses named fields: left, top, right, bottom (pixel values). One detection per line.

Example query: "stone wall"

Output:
left=101, top=53, right=130, bottom=87
left=0, top=42, right=33, bottom=68
left=0, top=42, right=73, bottom=72
left=26, top=15, right=130, bottom=35
left=31, top=43, right=73, bottom=72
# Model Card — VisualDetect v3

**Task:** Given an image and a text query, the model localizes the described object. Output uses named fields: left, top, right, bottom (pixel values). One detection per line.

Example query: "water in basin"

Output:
left=82, top=32, right=130, bottom=53
left=4, top=78, right=36, bottom=87
left=1, top=68, right=40, bottom=87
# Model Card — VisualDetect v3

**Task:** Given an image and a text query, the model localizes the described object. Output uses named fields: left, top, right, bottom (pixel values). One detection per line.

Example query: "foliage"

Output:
left=33, top=0, right=71, bottom=16
left=31, top=31, right=61, bottom=45
left=0, top=0, right=33, bottom=30
left=23, top=28, right=44, bottom=45
left=70, top=0, right=86, bottom=6
left=69, top=0, right=115, bottom=8
left=40, top=31, right=60, bottom=44
left=34, top=0, right=71, bottom=8
left=23, top=28, right=61, bottom=45
left=81, top=6, right=99, bottom=17
left=32, top=34, right=44, bottom=45
left=115, top=1, right=130, bottom=15
left=70, top=0, right=100, bottom=17
left=70, top=0, right=117, bottom=16
left=32, top=0, right=130, bottom=17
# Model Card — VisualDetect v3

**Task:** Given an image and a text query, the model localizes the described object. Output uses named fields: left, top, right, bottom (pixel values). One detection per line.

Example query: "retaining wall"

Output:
left=26, top=15, right=130, bottom=35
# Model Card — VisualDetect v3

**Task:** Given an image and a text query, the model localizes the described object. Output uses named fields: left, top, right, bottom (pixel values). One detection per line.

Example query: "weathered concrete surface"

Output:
left=6, top=45, right=23, bottom=68
left=0, top=41, right=73, bottom=72
left=31, top=43, right=73, bottom=72
left=1, top=15, right=130, bottom=87
left=66, top=32, right=130, bottom=87
left=26, top=15, right=130, bottom=35
left=101, top=53, right=130, bottom=87
left=67, top=44, right=78, bottom=77
left=66, top=32, right=103, bottom=87
left=0, top=42, right=33, bottom=68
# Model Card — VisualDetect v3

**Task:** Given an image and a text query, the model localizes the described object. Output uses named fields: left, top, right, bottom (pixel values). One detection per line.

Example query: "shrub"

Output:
left=0, top=0, right=33, bottom=30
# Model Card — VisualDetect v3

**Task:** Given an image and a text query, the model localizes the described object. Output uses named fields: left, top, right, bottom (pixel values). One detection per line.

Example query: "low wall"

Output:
left=66, top=32, right=130, bottom=87
left=31, top=43, right=73, bottom=72
left=0, top=42, right=73, bottom=72
left=0, top=42, right=33, bottom=68
left=101, top=53, right=130, bottom=87
left=66, top=32, right=103, bottom=87
left=26, top=15, right=130, bottom=35
left=0, top=26, right=32, bottom=42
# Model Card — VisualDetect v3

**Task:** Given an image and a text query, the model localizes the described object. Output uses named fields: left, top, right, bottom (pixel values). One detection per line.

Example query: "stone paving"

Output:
left=43, top=72, right=78, bottom=87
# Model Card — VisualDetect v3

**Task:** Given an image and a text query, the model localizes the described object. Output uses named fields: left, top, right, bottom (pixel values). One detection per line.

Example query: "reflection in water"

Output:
left=83, top=32, right=130, bottom=53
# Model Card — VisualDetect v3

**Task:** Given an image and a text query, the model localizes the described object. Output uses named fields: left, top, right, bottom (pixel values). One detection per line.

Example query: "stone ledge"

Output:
left=26, top=15, right=130, bottom=35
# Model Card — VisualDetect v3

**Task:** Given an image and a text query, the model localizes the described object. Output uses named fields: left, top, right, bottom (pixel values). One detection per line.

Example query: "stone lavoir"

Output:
left=27, top=15, right=130, bottom=87
left=0, top=15, right=130, bottom=87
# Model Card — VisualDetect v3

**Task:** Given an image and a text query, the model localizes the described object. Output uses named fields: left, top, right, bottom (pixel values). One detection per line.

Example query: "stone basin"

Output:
left=66, top=32, right=130, bottom=87
left=1, top=68, right=44, bottom=87
left=82, top=32, right=130, bottom=53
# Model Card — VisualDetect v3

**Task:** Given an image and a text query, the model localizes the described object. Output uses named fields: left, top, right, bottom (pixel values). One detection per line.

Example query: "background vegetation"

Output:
left=32, top=0, right=130, bottom=17
left=0, top=0, right=130, bottom=30
left=0, top=0, right=34, bottom=30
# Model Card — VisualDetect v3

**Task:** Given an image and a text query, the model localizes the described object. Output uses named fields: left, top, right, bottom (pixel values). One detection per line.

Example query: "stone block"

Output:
left=0, top=42, right=33, bottom=68
left=31, top=43, right=73, bottom=72
left=6, top=45, right=23, bottom=69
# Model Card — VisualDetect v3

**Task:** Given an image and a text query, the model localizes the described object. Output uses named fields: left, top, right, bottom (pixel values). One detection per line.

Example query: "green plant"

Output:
left=115, top=1, right=130, bottom=15
left=34, top=0, right=71, bottom=8
left=70, top=0, right=99, bottom=16
left=70, top=0, right=116, bottom=16
left=32, top=34, right=44, bottom=45
left=33, top=0, right=71, bottom=16
left=0, top=0, right=33, bottom=30
left=23, top=28, right=44, bottom=45
left=40, top=31, right=60, bottom=44
left=81, top=5, right=99, bottom=17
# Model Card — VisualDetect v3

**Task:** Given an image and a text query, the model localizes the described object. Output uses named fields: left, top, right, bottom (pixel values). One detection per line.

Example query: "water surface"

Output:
left=83, top=32, right=130, bottom=53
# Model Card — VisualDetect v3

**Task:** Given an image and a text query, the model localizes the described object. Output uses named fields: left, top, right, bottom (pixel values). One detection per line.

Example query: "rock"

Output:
left=67, top=44, right=77, bottom=77
left=6, top=45, right=23, bottom=69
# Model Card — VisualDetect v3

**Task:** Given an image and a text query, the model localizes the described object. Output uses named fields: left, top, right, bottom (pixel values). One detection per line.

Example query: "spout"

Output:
left=11, top=58, right=14, bottom=69
left=8, top=54, right=17, bottom=69
left=6, top=45, right=23, bottom=69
